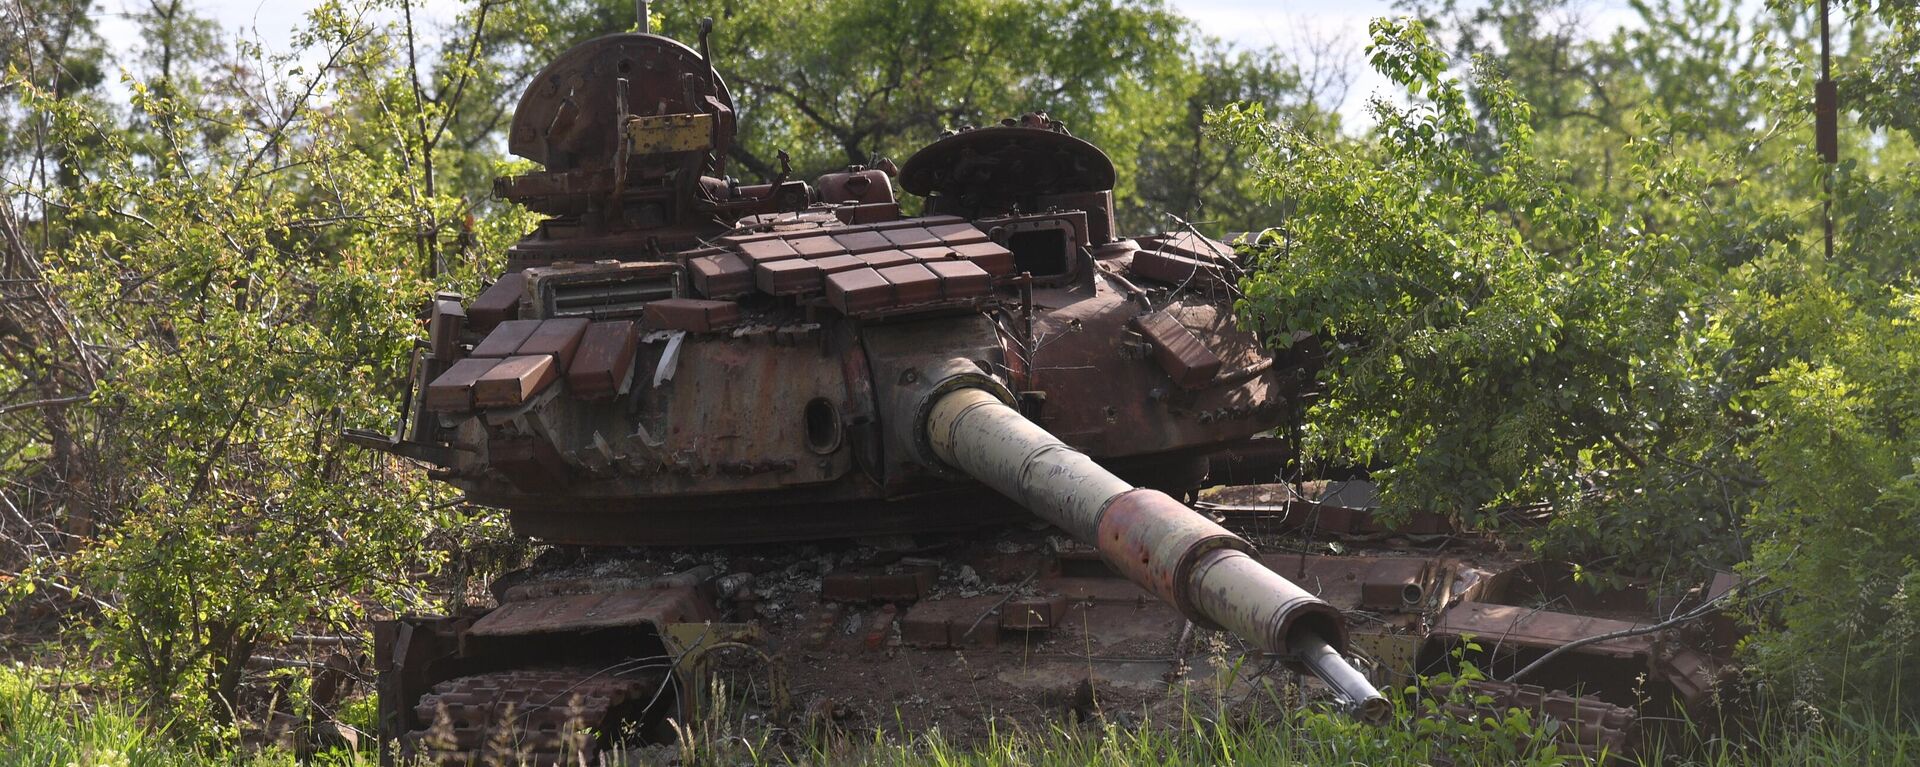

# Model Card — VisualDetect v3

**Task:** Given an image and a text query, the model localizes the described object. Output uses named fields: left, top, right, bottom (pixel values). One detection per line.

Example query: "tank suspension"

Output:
left=926, top=387, right=1389, bottom=722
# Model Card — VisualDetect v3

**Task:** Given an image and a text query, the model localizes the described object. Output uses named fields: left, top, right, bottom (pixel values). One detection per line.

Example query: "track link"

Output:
left=403, top=667, right=666, bottom=766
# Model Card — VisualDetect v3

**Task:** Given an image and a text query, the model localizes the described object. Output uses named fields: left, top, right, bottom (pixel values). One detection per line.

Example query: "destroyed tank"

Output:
left=349, top=13, right=1736, bottom=765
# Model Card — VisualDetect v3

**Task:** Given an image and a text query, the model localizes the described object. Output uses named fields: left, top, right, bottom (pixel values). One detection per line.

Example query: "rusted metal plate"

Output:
left=566, top=320, right=638, bottom=400
left=878, top=263, right=940, bottom=305
left=1038, top=575, right=1157, bottom=606
left=688, top=252, right=752, bottom=299
left=717, top=230, right=783, bottom=246
left=815, top=169, right=894, bottom=205
left=1132, top=310, right=1222, bottom=389
left=515, top=317, right=589, bottom=369
left=1147, top=231, right=1236, bottom=264
left=1036, top=190, right=1116, bottom=244
left=925, top=260, right=992, bottom=299
left=1648, top=643, right=1724, bottom=712
left=755, top=257, right=823, bottom=295
left=903, top=246, right=956, bottom=263
left=430, top=299, right=466, bottom=361
left=470, top=586, right=710, bottom=636
left=999, top=595, right=1068, bottom=631
left=949, top=241, right=1013, bottom=275
left=466, top=272, right=525, bottom=332
left=832, top=229, right=893, bottom=254
left=788, top=235, right=847, bottom=258
left=809, top=254, right=864, bottom=274
left=473, top=354, right=559, bottom=408
left=641, top=298, right=741, bottom=332
left=1257, top=554, right=1437, bottom=612
left=736, top=238, right=799, bottom=266
left=506, top=34, right=732, bottom=172
left=424, top=358, right=500, bottom=412
left=625, top=111, right=714, bottom=154
left=881, top=226, right=939, bottom=249
left=927, top=222, right=989, bottom=246
left=470, top=319, right=541, bottom=358
left=826, top=268, right=891, bottom=314
left=1131, top=249, right=1228, bottom=290
left=900, top=595, right=1003, bottom=648
left=1432, top=602, right=1654, bottom=659
left=856, top=249, right=915, bottom=270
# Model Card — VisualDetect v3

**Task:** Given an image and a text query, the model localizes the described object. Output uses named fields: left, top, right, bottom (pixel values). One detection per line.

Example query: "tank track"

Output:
left=403, top=667, right=666, bottom=766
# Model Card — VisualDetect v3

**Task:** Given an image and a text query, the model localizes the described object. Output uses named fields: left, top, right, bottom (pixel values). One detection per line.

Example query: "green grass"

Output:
left=4, top=662, right=1915, bottom=767
left=0, top=663, right=352, bottom=767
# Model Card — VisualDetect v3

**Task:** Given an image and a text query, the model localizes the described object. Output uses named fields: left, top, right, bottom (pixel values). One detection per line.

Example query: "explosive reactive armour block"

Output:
left=735, top=238, right=799, bottom=266
left=688, top=252, right=752, bottom=298
left=826, top=268, right=891, bottom=314
left=855, top=249, right=914, bottom=270
left=833, top=202, right=902, bottom=224
left=788, top=235, right=847, bottom=258
left=429, top=299, right=466, bottom=361
left=424, top=357, right=501, bottom=412
left=903, top=246, right=958, bottom=263
left=927, top=222, right=990, bottom=246
left=1130, top=311, right=1222, bottom=389
left=809, top=254, right=865, bottom=274
left=832, top=229, right=894, bottom=254
left=881, top=227, right=940, bottom=249
left=470, top=319, right=542, bottom=358
left=473, top=354, right=559, bottom=408
left=925, top=260, right=992, bottom=299
left=755, top=257, right=824, bottom=295
left=717, top=230, right=782, bottom=246
left=1153, top=231, right=1235, bottom=263
left=949, top=241, right=1014, bottom=276
left=567, top=320, right=638, bottom=400
left=467, top=272, right=525, bottom=332
left=641, top=298, right=742, bottom=332
left=514, top=317, right=589, bottom=369
left=1131, top=248, right=1229, bottom=289
left=878, top=263, right=940, bottom=305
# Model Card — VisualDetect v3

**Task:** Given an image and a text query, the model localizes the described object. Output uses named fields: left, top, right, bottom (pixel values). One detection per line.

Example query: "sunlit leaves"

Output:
left=1221, top=4, right=1920, bottom=712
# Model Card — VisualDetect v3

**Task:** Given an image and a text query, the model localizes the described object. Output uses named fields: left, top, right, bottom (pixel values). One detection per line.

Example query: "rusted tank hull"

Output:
left=376, top=497, right=1730, bottom=764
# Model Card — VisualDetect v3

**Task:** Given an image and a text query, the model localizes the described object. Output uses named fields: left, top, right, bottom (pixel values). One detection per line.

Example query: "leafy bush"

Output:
left=1217, top=6, right=1920, bottom=713
left=2, top=0, right=531, bottom=734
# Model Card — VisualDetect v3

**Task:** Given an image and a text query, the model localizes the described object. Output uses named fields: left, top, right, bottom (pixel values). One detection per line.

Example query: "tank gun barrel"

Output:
left=926, top=387, right=1389, bottom=722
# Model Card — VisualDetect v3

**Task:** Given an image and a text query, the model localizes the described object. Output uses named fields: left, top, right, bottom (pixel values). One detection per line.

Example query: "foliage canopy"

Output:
left=1217, top=0, right=1920, bottom=711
